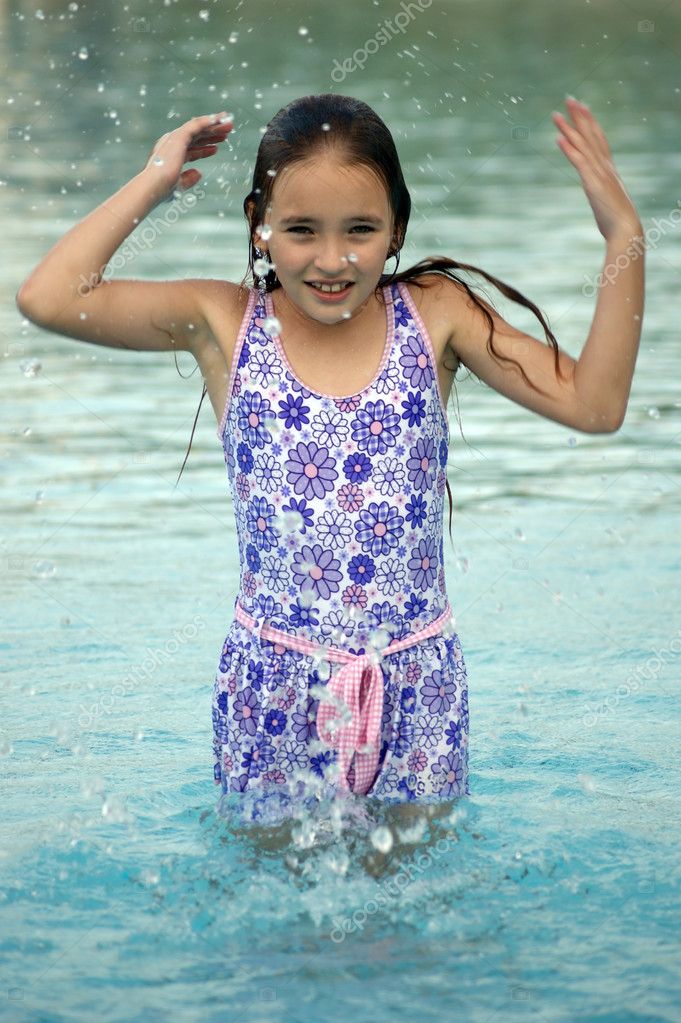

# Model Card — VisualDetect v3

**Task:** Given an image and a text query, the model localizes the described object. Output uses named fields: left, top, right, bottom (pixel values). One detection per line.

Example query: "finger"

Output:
left=185, top=146, right=219, bottom=161
left=552, top=112, right=592, bottom=159
left=564, top=99, right=611, bottom=158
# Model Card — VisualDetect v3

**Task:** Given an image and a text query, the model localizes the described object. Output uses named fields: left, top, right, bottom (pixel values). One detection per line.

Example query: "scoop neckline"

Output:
left=262, top=284, right=395, bottom=401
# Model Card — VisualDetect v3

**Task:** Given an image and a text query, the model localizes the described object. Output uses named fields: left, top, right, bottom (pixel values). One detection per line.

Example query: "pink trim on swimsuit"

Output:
left=234, top=599, right=454, bottom=796
left=397, top=281, right=449, bottom=426
left=217, top=288, right=258, bottom=440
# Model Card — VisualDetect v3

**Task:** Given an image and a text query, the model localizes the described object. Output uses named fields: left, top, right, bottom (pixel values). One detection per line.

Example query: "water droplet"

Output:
left=368, top=627, right=391, bottom=651
left=341, top=310, right=352, bottom=320
left=298, top=25, right=309, bottom=36
left=78, top=46, right=89, bottom=60
left=152, top=156, right=164, bottom=166
left=35, top=490, right=45, bottom=503
left=257, top=223, right=273, bottom=241
left=440, top=616, right=458, bottom=639
left=314, top=655, right=332, bottom=681
left=567, top=435, right=577, bottom=446
left=262, top=315, right=281, bottom=335
left=346, top=252, right=358, bottom=263
left=297, top=586, right=316, bottom=609
left=266, top=168, right=277, bottom=178
left=20, top=357, right=41, bottom=377
left=253, top=257, right=273, bottom=277
left=282, top=510, right=303, bottom=531
left=321, top=122, right=331, bottom=131
left=33, top=560, right=56, bottom=578
left=199, top=8, right=209, bottom=20
left=370, top=825, right=393, bottom=853
left=22, top=426, right=31, bottom=437
left=647, top=406, right=660, bottom=419
left=228, top=31, right=238, bottom=43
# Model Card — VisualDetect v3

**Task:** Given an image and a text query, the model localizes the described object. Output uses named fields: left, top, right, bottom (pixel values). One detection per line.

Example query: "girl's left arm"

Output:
left=447, top=97, right=645, bottom=434
left=552, top=96, right=645, bottom=431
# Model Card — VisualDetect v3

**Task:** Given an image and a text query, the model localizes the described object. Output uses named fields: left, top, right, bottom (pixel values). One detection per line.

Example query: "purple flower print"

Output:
left=246, top=658, right=265, bottom=692
left=421, top=669, right=457, bottom=715
left=365, top=600, right=403, bottom=638
left=391, top=716, right=415, bottom=759
left=289, top=376, right=312, bottom=398
left=401, top=390, right=426, bottom=427
left=404, top=592, right=428, bottom=620
left=264, top=708, right=287, bottom=736
left=236, top=442, right=254, bottom=474
left=238, top=340, right=250, bottom=368
left=233, top=686, right=260, bottom=737
left=292, top=696, right=319, bottom=743
left=405, top=492, right=427, bottom=528
left=278, top=393, right=310, bottom=431
left=281, top=496, right=314, bottom=533
left=242, top=737, right=276, bottom=777
left=393, top=297, right=410, bottom=329
left=445, top=718, right=463, bottom=750
left=431, top=750, right=465, bottom=796
left=400, top=335, right=434, bottom=390
left=237, top=390, right=276, bottom=449
left=355, top=500, right=404, bottom=557
left=288, top=600, right=320, bottom=629
left=342, top=452, right=372, bottom=484
left=245, top=543, right=260, bottom=574
left=400, top=686, right=417, bottom=714
left=439, top=438, right=449, bottom=468
left=310, top=749, right=335, bottom=779
left=285, top=441, right=338, bottom=500
left=408, top=537, right=438, bottom=591
left=407, top=437, right=437, bottom=493
left=347, top=553, right=375, bottom=585
left=246, top=496, right=279, bottom=552
left=351, top=399, right=400, bottom=456
left=291, top=543, right=342, bottom=601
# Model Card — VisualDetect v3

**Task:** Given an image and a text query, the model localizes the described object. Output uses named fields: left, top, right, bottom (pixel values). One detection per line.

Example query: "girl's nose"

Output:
left=313, top=246, right=349, bottom=273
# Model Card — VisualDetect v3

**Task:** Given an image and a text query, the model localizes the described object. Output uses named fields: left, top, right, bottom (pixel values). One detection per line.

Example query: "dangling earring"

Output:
left=253, top=246, right=268, bottom=297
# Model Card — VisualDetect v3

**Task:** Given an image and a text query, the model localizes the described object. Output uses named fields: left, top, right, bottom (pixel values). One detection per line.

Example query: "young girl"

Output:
left=16, top=93, right=644, bottom=827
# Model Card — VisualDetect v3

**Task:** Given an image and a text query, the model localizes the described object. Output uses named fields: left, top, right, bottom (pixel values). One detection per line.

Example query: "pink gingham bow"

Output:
left=316, top=654, right=385, bottom=796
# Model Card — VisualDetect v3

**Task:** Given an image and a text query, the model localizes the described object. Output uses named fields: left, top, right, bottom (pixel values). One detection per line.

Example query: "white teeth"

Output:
left=309, top=281, right=351, bottom=293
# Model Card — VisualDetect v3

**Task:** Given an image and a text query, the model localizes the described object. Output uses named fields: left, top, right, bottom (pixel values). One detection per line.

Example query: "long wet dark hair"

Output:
left=176, top=93, right=566, bottom=546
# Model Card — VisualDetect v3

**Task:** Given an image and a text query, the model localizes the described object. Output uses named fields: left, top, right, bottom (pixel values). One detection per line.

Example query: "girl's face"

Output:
left=259, top=154, right=396, bottom=325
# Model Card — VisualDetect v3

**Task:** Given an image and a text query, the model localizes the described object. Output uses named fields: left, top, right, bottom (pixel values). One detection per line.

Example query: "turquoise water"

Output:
left=3, top=0, right=681, bottom=1019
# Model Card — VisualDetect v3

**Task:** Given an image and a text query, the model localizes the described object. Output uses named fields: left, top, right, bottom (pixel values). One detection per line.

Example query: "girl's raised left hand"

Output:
left=552, top=97, right=642, bottom=242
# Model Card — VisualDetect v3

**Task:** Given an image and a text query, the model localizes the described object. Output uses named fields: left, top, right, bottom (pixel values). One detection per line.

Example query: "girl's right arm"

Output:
left=15, top=112, right=234, bottom=354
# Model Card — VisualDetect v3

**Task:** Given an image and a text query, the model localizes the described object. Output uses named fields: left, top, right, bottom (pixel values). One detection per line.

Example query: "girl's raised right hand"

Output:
left=142, top=112, right=234, bottom=202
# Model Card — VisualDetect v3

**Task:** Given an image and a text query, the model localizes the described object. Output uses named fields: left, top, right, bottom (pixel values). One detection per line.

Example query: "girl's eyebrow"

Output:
left=278, top=214, right=385, bottom=225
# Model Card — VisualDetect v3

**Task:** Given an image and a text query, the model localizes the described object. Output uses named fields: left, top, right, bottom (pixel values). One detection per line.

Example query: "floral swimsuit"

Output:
left=212, top=280, right=470, bottom=824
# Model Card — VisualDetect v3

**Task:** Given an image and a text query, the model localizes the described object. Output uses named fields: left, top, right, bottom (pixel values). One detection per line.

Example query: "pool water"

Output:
left=3, top=0, right=681, bottom=1019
